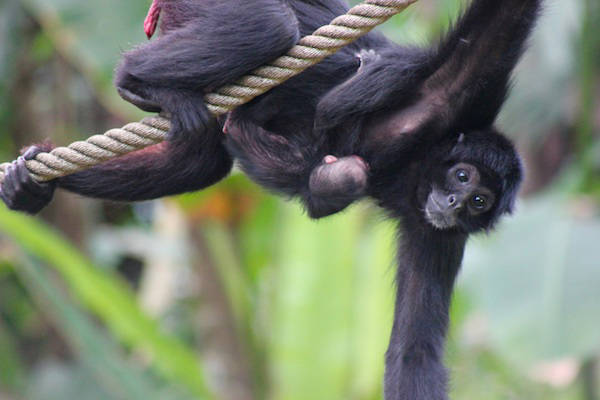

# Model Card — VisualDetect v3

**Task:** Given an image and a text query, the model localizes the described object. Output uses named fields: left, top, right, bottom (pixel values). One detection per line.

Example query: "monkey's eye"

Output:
left=456, top=169, right=469, bottom=183
left=470, top=194, right=487, bottom=210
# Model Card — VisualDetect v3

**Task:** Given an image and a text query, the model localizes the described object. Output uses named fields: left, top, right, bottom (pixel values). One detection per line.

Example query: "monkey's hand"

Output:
left=356, top=49, right=381, bottom=73
left=306, top=155, right=369, bottom=218
left=0, top=145, right=57, bottom=214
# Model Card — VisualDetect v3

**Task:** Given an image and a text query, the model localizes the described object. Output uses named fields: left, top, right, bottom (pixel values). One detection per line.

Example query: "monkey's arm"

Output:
left=424, top=0, right=542, bottom=129
left=314, top=47, right=431, bottom=132
left=384, top=228, right=467, bottom=400
left=318, top=0, right=541, bottom=140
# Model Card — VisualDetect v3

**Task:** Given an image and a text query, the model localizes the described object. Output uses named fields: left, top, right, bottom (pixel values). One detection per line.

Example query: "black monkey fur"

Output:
left=1, top=0, right=542, bottom=399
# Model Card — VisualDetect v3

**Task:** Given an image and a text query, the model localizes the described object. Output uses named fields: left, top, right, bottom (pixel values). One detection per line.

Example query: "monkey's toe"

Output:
left=324, top=155, right=338, bottom=164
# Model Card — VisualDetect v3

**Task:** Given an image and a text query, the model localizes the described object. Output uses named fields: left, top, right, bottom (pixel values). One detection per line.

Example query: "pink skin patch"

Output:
left=323, top=155, right=369, bottom=170
left=144, top=0, right=161, bottom=39
left=352, top=155, right=370, bottom=170
left=222, top=114, right=233, bottom=134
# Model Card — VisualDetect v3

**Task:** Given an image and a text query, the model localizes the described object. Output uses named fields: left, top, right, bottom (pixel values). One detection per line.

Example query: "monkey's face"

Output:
left=424, top=162, right=497, bottom=232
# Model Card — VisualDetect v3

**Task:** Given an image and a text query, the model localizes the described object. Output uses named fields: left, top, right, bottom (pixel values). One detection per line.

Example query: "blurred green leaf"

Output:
left=0, top=319, right=26, bottom=392
left=239, top=194, right=282, bottom=286
left=0, top=205, right=213, bottom=399
left=202, top=222, right=254, bottom=335
left=0, top=0, right=28, bottom=157
left=499, top=0, right=581, bottom=139
left=26, top=361, right=145, bottom=400
left=15, top=257, right=191, bottom=400
left=19, top=0, right=151, bottom=118
left=347, top=217, right=396, bottom=398
left=462, top=193, right=600, bottom=364
left=268, top=201, right=394, bottom=400
left=20, top=0, right=147, bottom=79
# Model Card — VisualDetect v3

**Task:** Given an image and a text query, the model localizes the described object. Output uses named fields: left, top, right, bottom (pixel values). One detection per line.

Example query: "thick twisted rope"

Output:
left=0, top=0, right=417, bottom=183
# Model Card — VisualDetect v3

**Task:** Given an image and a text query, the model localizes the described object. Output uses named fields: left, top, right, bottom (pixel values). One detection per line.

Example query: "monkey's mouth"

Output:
left=424, top=195, right=457, bottom=230
left=144, top=0, right=161, bottom=39
left=425, top=209, right=456, bottom=230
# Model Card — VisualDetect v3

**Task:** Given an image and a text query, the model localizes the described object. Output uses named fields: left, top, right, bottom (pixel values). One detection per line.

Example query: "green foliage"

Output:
left=19, top=0, right=150, bottom=118
left=0, top=206, right=212, bottom=399
left=462, top=191, right=600, bottom=364
left=16, top=258, right=193, bottom=400
left=265, top=203, right=395, bottom=400
left=0, top=0, right=599, bottom=399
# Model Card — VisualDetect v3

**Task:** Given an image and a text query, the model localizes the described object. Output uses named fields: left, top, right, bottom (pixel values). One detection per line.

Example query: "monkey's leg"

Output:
left=115, top=0, right=299, bottom=136
left=1, top=121, right=233, bottom=213
left=314, top=47, right=429, bottom=132
left=55, top=122, right=233, bottom=202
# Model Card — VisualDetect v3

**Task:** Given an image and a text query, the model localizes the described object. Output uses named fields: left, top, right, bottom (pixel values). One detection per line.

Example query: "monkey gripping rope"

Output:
left=0, top=0, right=417, bottom=183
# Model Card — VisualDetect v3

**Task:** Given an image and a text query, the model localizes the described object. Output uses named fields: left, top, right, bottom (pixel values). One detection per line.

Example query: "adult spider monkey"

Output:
left=1, top=0, right=541, bottom=398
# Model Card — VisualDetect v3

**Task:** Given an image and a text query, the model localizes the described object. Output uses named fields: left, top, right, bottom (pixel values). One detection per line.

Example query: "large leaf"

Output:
left=267, top=201, right=395, bottom=400
left=0, top=313, right=26, bottom=393
left=0, top=0, right=29, bottom=157
left=461, top=193, right=600, bottom=364
left=15, top=257, right=191, bottom=400
left=19, top=0, right=151, bottom=117
left=499, top=0, right=582, bottom=140
left=0, top=205, right=213, bottom=399
left=20, top=0, right=147, bottom=78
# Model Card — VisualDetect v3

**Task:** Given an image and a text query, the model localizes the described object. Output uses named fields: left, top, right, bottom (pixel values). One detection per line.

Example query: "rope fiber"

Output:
left=0, top=0, right=417, bottom=183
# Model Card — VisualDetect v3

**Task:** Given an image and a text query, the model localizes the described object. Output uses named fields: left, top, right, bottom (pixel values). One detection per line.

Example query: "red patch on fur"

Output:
left=144, top=1, right=161, bottom=39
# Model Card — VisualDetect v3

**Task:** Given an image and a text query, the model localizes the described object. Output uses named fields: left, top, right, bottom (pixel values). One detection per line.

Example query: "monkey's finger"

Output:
left=22, top=146, right=44, bottom=160
left=2, top=163, right=18, bottom=195
left=15, top=157, right=45, bottom=195
left=16, top=158, right=32, bottom=185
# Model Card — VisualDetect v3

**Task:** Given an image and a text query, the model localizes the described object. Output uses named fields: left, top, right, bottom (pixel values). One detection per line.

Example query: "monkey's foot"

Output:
left=356, top=49, right=381, bottom=72
left=0, top=145, right=56, bottom=214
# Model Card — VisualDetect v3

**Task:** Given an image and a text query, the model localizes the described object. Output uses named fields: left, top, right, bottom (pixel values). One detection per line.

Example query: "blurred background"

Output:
left=0, top=0, right=598, bottom=399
